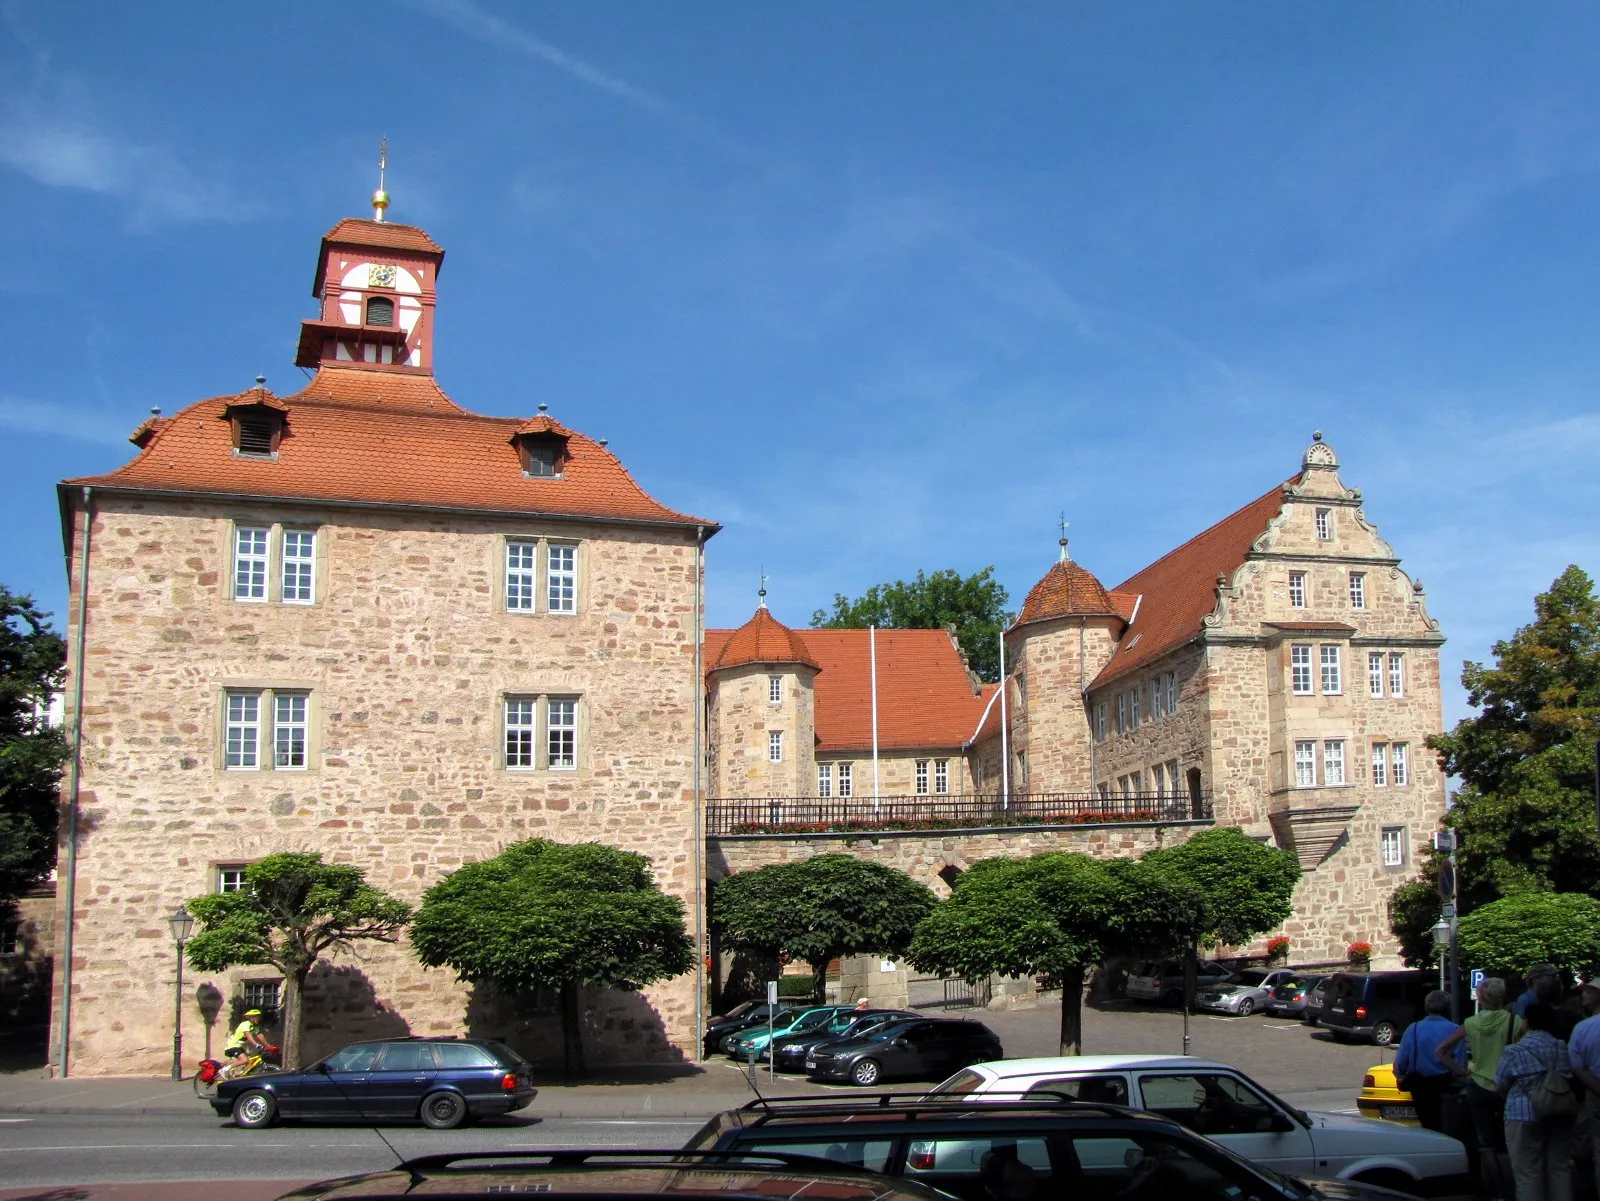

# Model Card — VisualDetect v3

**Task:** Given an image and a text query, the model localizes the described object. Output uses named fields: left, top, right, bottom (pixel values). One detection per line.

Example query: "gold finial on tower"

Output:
left=1058, top=513, right=1070, bottom=562
left=371, top=136, right=390, bottom=222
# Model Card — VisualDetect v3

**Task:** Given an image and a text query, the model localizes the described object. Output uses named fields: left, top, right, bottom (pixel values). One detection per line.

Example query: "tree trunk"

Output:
left=1057, top=965, right=1086, bottom=1055
left=282, top=969, right=307, bottom=1070
left=810, top=960, right=829, bottom=1005
left=559, top=979, right=587, bottom=1078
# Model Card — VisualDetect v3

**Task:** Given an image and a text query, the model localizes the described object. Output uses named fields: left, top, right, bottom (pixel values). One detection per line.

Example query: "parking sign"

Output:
left=1470, top=969, right=1485, bottom=992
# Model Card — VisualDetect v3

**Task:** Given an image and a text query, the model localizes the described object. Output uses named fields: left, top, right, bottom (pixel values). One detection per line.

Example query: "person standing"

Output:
left=1439, top=977, right=1515, bottom=1199
left=1515, top=967, right=1560, bottom=1019
left=1395, top=989, right=1462, bottom=1133
left=1497, top=1001, right=1576, bottom=1201
left=1569, top=983, right=1600, bottom=1201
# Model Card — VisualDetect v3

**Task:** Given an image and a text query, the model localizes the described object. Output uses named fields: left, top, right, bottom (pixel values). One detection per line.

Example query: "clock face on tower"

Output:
left=367, top=263, right=397, bottom=288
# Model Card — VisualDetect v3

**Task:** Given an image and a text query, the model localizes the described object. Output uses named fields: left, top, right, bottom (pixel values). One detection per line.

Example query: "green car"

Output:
left=726, top=1005, right=858, bottom=1059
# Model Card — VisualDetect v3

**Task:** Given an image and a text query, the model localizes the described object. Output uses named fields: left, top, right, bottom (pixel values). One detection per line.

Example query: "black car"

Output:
left=278, top=1149, right=955, bottom=1201
left=770, top=1009, right=917, bottom=1072
left=804, top=1017, right=1002, bottom=1086
left=685, top=1094, right=1419, bottom=1201
left=1319, top=970, right=1433, bottom=1046
left=211, top=1036, right=537, bottom=1129
left=704, top=1000, right=791, bottom=1056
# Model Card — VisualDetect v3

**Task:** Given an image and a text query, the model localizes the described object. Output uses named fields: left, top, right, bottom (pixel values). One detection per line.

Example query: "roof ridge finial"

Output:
left=1058, top=513, right=1070, bottom=562
left=758, top=567, right=768, bottom=610
left=372, top=136, right=390, bottom=223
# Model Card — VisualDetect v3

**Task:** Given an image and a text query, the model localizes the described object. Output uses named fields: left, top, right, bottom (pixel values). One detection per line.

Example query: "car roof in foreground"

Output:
left=966, top=1054, right=1224, bottom=1076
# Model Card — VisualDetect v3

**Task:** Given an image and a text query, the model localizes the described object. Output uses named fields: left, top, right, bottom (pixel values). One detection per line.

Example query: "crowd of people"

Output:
left=1390, top=966, right=1600, bottom=1201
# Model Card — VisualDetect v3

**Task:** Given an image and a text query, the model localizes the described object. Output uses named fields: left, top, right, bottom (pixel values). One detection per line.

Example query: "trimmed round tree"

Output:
left=1457, top=892, right=1600, bottom=982
left=711, top=854, right=938, bottom=1001
left=185, top=852, right=412, bottom=1069
left=410, top=838, right=693, bottom=1076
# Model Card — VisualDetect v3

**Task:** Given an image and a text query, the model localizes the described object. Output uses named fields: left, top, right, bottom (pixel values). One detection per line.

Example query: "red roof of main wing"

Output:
left=67, top=366, right=714, bottom=528
left=1090, top=481, right=1289, bottom=688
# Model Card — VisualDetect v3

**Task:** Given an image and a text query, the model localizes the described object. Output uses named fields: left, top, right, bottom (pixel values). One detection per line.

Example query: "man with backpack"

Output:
left=1497, top=1001, right=1577, bottom=1201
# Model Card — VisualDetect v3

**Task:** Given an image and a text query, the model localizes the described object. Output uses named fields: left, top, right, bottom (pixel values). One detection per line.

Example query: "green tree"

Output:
left=907, top=853, right=1204, bottom=1054
left=1386, top=871, right=1445, bottom=968
left=411, top=839, right=693, bottom=1076
left=1456, top=892, right=1600, bottom=982
left=0, top=588, right=67, bottom=906
left=811, top=567, right=1014, bottom=682
left=712, top=855, right=937, bottom=1002
left=185, top=852, right=411, bottom=1069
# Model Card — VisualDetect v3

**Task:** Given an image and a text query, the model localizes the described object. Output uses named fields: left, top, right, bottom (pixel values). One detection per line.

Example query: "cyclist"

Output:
left=225, top=1008, right=269, bottom=1069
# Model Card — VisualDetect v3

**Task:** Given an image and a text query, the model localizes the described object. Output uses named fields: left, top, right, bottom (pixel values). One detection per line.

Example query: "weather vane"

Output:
left=758, top=567, right=769, bottom=608
left=372, top=136, right=390, bottom=222
left=1058, top=513, right=1070, bottom=561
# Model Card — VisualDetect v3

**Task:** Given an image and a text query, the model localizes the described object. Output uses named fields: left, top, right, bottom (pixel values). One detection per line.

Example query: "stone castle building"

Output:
left=47, top=199, right=1447, bottom=1074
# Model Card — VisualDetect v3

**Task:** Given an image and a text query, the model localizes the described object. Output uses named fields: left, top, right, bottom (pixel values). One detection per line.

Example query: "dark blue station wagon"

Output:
left=213, top=1036, right=538, bottom=1129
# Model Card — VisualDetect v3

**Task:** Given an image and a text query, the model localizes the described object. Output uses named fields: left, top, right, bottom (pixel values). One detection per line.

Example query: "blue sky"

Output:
left=3, top=2, right=1598, bottom=729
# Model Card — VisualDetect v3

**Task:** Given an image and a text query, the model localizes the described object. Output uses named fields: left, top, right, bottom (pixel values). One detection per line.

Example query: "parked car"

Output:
left=1303, top=977, right=1330, bottom=1024
left=927, top=1054, right=1467, bottom=1194
left=1319, top=970, right=1434, bottom=1046
left=769, top=1009, right=917, bottom=1072
left=276, top=1149, right=958, bottom=1201
left=804, top=1017, right=1002, bottom=1086
left=1126, top=958, right=1235, bottom=1005
left=686, top=1093, right=1434, bottom=1201
left=1263, top=975, right=1328, bottom=1020
left=726, top=1004, right=857, bottom=1060
left=705, top=1001, right=792, bottom=1055
left=1195, top=969, right=1299, bottom=1016
left=1357, top=1063, right=1419, bottom=1126
left=211, top=1036, right=537, bottom=1130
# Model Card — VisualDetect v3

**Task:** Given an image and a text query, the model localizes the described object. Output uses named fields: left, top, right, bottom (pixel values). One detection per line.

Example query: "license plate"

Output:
left=805, top=1059, right=817, bottom=1068
left=1383, top=1106, right=1417, bottom=1120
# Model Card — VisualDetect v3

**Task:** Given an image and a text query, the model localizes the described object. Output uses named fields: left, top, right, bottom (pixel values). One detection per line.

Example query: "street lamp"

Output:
left=169, top=906, right=195, bottom=1081
left=1430, top=918, right=1452, bottom=994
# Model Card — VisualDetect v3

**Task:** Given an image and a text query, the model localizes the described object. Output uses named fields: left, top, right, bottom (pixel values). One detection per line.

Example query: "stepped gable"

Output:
left=1091, top=481, right=1289, bottom=687
left=1013, top=555, right=1122, bottom=627
left=66, top=365, right=713, bottom=528
left=705, top=607, right=819, bottom=673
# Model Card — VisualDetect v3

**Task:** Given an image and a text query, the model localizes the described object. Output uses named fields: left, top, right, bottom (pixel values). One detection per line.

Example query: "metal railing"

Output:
left=706, top=790, right=1212, bottom=836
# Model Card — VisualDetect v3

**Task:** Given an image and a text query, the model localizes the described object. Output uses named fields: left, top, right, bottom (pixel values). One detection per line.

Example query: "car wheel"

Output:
left=1236, top=998, right=1255, bottom=1017
left=232, top=1088, right=277, bottom=1129
left=1352, top=1169, right=1416, bottom=1194
left=1371, top=1021, right=1399, bottom=1047
left=849, top=1058, right=882, bottom=1087
left=420, top=1090, right=468, bottom=1130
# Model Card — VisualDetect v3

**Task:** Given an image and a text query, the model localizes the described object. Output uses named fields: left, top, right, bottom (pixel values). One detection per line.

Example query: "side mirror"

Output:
left=316, top=1062, right=331, bottom=1074
left=1266, top=1112, right=1294, bottom=1133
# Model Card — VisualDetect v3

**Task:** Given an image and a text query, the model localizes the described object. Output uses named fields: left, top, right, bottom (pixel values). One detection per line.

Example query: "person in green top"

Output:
left=1439, top=977, right=1514, bottom=1201
left=225, top=1007, right=269, bottom=1069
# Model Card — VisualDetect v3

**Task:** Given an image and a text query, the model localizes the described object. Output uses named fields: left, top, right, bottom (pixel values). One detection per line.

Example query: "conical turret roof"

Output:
left=707, top=606, right=820, bottom=673
left=1014, top=548, right=1122, bottom=627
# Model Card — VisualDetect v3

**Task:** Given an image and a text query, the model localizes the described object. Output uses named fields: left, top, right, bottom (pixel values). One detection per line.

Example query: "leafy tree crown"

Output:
left=0, top=587, right=67, bottom=905
left=810, top=567, right=1014, bottom=682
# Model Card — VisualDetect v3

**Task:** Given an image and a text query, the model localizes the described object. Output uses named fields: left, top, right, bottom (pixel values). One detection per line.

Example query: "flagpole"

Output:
left=870, top=625, right=880, bottom=815
left=998, top=629, right=1009, bottom=811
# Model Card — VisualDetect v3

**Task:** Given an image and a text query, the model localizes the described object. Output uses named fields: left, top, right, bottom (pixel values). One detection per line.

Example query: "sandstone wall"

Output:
left=707, top=663, right=816, bottom=797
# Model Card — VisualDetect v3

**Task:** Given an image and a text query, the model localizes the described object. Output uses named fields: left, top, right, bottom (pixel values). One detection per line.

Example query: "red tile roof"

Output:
left=321, top=218, right=444, bottom=257
left=1014, top=555, right=1123, bottom=627
left=1090, top=482, right=1290, bottom=688
left=706, top=608, right=820, bottom=672
left=707, top=624, right=988, bottom=753
left=68, top=365, right=715, bottom=529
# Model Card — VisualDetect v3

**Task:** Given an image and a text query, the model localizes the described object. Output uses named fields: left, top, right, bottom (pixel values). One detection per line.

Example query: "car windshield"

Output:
left=1236, top=971, right=1270, bottom=986
left=927, top=1068, right=985, bottom=1095
left=864, top=1022, right=914, bottom=1042
left=791, top=1009, right=835, bottom=1031
left=719, top=1001, right=756, bottom=1022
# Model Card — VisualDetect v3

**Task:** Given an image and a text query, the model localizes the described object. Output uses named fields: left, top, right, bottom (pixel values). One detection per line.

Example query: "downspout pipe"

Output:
left=691, top=525, right=705, bottom=1061
left=1082, top=618, right=1094, bottom=791
left=56, top=485, right=93, bottom=1077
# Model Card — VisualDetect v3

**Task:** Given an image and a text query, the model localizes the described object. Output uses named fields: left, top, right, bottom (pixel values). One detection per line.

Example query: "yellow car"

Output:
left=1358, top=1062, right=1419, bottom=1125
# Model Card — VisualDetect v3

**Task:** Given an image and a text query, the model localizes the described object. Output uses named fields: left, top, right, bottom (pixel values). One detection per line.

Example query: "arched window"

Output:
left=365, top=296, right=395, bottom=327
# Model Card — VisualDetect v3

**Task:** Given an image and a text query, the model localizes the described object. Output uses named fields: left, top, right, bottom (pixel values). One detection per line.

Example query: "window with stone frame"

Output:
left=915, top=760, right=929, bottom=795
left=837, top=762, right=853, bottom=797
left=1315, top=508, right=1333, bottom=540
left=1127, top=768, right=1140, bottom=794
left=1294, top=740, right=1317, bottom=788
left=769, top=731, right=783, bottom=763
left=817, top=762, right=832, bottom=797
left=769, top=675, right=782, bottom=704
left=1150, top=762, right=1166, bottom=798
left=224, top=688, right=309, bottom=771
left=1164, top=671, right=1178, bottom=715
left=1118, top=775, right=1131, bottom=798
left=1320, top=644, right=1343, bottom=694
left=1323, top=739, right=1346, bottom=786
left=1166, top=758, right=1180, bottom=795
left=1381, top=826, right=1408, bottom=869
left=547, top=697, right=578, bottom=769
left=1369, top=651, right=1385, bottom=697
left=504, top=697, right=537, bottom=769
left=1389, top=653, right=1405, bottom=698
left=1392, top=743, right=1409, bottom=786
left=1371, top=743, right=1388, bottom=787
left=505, top=540, right=537, bottom=611
left=1098, top=782, right=1111, bottom=801
left=547, top=544, right=578, bottom=614
left=1290, top=644, right=1313, bottom=695
left=1130, top=687, right=1141, bottom=728
left=1349, top=572, right=1366, bottom=609
left=280, top=529, right=316, bottom=604
left=243, top=979, right=282, bottom=1024
left=225, top=691, right=261, bottom=769
left=1288, top=571, right=1306, bottom=609
left=934, top=759, right=949, bottom=794
left=1094, top=701, right=1108, bottom=742
left=273, top=692, right=308, bottom=769
left=233, top=526, right=269, bottom=602
left=1116, top=692, right=1127, bottom=734
left=217, top=865, right=248, bottom=893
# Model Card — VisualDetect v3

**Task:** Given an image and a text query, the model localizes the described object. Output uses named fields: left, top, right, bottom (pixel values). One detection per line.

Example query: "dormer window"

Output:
left=365, top=296, right=395, bottom=327
left=517, top=435, right=567, bottom=479
left=224, top=400, right=286, bottom=459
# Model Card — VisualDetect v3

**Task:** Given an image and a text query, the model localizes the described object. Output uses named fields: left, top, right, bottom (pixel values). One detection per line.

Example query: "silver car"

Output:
left=1194, top=968, right=1298, bottom=1016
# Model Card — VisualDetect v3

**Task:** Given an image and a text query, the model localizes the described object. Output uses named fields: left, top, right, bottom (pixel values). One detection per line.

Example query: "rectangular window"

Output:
left=1389, top=653, right=1405, bottom=698
left=225, top=691, right=260, bottom=769
left=547, top=544, right=577, bottom=614
left=243, top=980, right=282, bottom=1023
left=768, top=675, right=782, bottom=704
left=1098, top=782, right=1110, bottom=801
left=1288, top=571, right=1306, bottom=609
left=1294, top=740, right=1316, bottom=788
left=1127, top=769, right=1141, bottom=794
left=1116, top=693, right=1127, bottom=734
left=837, top=762, right=853, bottom=797
left=1371, top=743, right=1388, bottom=787
left=1349, top=572, right=1365, bottom=609
left=280, top=530, right=316, bottom=604
left=934, top=759, right=949, bottom=794
left=1119, top=775, right=1131, bottom=799
left=506, top=541, right=537, bottom=611
left=768, top=731, right=784, bottom=763
left=1316, top=508, right=1333, bottom=540
left=1369, top=651, right=1385, bottom=698
left=817, top=763, right=832, bottom=797
left=1381, top=826, right=1408, bottom=869
left=1150, top=762, right=1165, bottom=798
left=233, top=526, right=269, bottom=602
left=1321, top=644, right=1343, bottom=694
left=1290, top=644, right=1313, bottom=695
left=1167, top=759, right=1181, bottom=795
left=1130, top=687, right=1141, bottom=729
left=1095, top=702, right=1107, bottom=742
left=915, top=760, right=929, bottom=795
left=547, top=697, right=577, bottom=769
left=1149, top=679, right=1162, bottom=720
left=1323, top=739, right=1346, bottom=786
left=1164, top=672, right=1177, bottom=715
left=217, top=865, right=247, bottom=894
left=1392, top=742, right=1409, bottom=786
left=273, top=693, right=308, bottom=769
left=504, top=698, right=536, bottom=769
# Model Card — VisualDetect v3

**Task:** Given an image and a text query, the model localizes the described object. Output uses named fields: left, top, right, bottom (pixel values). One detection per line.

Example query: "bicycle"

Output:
left=193, top=1043, right=280, bottom=1099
